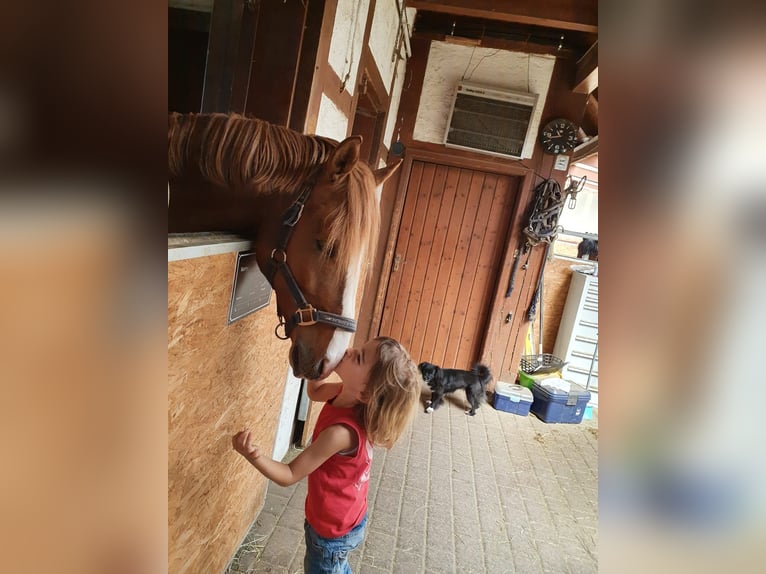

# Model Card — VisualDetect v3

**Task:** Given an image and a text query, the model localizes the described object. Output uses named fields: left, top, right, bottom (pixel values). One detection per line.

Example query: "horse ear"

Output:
left=372, top=157, right=403, bottom=186
left=327, top=136, right=363, bottom=182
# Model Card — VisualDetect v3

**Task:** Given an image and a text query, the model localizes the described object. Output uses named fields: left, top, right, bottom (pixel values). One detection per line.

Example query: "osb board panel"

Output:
left=541, top=258, right=575, bottom=355
left=169, top=253, right=291, bottom=574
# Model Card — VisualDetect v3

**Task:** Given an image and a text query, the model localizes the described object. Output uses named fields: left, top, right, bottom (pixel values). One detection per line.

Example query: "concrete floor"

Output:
left=226, top=391, right=598, bottom=574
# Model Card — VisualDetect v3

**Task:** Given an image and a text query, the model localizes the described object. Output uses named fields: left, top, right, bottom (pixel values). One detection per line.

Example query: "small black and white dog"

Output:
left=418, top=362, right=492, bottom=416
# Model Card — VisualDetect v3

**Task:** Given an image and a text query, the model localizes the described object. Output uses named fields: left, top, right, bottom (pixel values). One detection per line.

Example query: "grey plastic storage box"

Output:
left=493, top=382, right=533, bottom=416
left=530, top=379, right=591, bottom=423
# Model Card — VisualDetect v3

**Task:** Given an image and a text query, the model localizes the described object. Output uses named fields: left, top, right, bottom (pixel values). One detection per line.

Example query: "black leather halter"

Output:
left=265, top=175, right=357, bottom=340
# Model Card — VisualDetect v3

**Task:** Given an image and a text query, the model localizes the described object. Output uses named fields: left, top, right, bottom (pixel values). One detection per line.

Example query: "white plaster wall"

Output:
left=369, top=0, right=401, bottom=91
left=315, top=93, right=349, bottom=141
left=327, top=0, right=371, bottom=97
left=272, top=367, right=302, bottom=461
left=406, top=7, right=416, bottom=33
left=383, top=53, right=408, bottom=147
left=413, top=42, right=555, bottom=159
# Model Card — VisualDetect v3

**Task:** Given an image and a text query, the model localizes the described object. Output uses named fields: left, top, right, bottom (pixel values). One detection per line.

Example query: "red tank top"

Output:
left=305, top=400, right=372, bottom=538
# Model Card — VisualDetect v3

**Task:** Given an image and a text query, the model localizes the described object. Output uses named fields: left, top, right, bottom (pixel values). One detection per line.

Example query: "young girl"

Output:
left=232, top=336, right=421, bottom=574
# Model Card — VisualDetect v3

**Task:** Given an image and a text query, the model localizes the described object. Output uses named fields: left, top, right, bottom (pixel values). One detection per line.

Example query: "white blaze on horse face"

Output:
left=324, top=178, right=383, bottom=378
left=324, top=252, right=363, bottom=375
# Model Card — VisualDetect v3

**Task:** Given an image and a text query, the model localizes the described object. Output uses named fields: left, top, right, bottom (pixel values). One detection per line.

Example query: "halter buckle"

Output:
left=295, top=306, right=317, bottom=327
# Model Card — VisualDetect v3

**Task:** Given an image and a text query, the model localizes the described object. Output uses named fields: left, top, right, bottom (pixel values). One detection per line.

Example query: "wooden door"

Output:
left=379, top=160, right=519, bottom=368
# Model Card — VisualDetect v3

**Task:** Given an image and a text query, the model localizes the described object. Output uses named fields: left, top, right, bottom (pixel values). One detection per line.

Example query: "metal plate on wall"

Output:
left=228, top=251, right=272, bottom=324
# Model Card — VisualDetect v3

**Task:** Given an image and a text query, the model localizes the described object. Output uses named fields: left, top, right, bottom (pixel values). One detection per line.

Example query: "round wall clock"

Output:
left=540, top=118, right=578, bottom=154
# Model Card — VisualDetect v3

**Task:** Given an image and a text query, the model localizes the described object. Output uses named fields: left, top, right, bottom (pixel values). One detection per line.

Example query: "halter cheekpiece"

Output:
left=266, top=173, right=358, bottom=340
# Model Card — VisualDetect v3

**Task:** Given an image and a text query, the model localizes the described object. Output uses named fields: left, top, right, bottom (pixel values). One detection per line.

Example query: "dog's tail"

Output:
left=471, top=363, right=492, bottom=386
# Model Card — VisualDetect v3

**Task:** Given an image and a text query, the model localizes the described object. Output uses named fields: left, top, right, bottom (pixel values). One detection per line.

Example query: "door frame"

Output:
left=369, top=147, right=535, bottom=363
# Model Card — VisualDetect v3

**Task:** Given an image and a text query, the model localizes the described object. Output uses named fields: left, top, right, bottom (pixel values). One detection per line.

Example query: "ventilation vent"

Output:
left=444, top=83, right=539, bottom=159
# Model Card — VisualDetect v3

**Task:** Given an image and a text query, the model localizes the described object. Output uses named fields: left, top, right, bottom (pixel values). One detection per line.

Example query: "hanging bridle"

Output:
left=265, top=174, right=358, bottom=340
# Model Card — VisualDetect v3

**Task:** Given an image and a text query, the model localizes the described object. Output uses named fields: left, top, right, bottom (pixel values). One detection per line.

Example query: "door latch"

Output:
left=392, top=253, right=402, bottom=272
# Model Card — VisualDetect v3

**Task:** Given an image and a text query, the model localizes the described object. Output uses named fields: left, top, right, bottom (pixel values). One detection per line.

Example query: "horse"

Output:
left=168, top=112, right=401, bottom=380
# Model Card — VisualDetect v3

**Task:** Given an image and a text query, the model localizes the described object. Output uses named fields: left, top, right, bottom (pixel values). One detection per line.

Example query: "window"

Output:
left=554, top=156, right=598, bottom=261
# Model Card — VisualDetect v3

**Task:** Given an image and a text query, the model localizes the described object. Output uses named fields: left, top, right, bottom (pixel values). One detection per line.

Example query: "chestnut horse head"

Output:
left=168, top=113, right=401, bottom=379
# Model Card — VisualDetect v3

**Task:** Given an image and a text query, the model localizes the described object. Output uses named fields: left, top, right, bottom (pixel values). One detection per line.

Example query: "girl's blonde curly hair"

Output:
left=360, top=337, right=422, bottom=449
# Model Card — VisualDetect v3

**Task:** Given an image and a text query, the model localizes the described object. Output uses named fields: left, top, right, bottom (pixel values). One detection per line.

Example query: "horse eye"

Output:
left=316, top=239, right=337, bottom=259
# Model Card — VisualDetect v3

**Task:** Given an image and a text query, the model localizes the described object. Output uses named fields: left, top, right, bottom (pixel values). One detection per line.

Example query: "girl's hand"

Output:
left=232, top=429, right=261, bottom=462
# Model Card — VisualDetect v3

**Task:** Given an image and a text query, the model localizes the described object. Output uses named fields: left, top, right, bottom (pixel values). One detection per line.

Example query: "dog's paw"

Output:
left=426, top=406, right=434, bottom=414
left=465, top=409, right=477, bottom=416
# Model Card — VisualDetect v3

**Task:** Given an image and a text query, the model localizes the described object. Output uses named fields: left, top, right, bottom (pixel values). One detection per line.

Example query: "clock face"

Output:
left=540, top=119, right=578, bottom=154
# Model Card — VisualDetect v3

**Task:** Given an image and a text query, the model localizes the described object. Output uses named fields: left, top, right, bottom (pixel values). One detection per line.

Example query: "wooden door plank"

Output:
left=412, top=165, right=461, bottom=363
left=475, top=175, right=517, bottom=373
left=496, top=243, right=545, bottom=376
left=451, top=173, right=497, bottom=368
left=403, top=164, right=449, bottom=354
left=423, top=167, right=472, bottom=366
left=379, top=161, right=424, bottom=336
left=457, top=174, right=500, bottom=367
left=458, top=174, right=514, bottom=368
left=431, top=169, right=481, bottom=367
left=386, top=163, right=436, bottom=341
left=440, top=171, right=486, bottom=368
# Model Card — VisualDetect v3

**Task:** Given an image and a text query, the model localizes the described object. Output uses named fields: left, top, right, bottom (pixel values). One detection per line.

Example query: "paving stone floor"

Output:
left=226, top=391, right=598, bottom=573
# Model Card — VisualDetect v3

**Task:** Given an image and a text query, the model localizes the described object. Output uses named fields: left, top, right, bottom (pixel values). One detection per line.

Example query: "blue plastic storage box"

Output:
left=493, top=382, right=533, bottom=416
left=530, top=379, right=591, bottom=423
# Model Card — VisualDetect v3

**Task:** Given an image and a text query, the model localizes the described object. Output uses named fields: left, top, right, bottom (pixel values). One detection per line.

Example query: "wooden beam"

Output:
left=290, top=0, right=327, bottom=132
left=201, top=0, right=245, bottom=113
left=572, top=134, right=598, bottom=161
left=360, top=44, right=390, bottom=115
left=303, top=0, right=338, bottom=135
left=573, top=41, right=598, bottom=94
left=581, top=93, right=598, bottom=136
left=406, top=0, right=598, bottom=34
left=345, top=0, right=380, bottom=139
left=417, top=30, right=579, bottom=59
left=320, top=66, right=354, bottom=119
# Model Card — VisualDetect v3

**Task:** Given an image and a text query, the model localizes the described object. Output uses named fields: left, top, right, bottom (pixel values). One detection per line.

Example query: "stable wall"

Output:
left=541, top=257, right=576, bottom=355
left=168, top=252, right=291, bottom=574
left=366, top=28, right=589, bottom=385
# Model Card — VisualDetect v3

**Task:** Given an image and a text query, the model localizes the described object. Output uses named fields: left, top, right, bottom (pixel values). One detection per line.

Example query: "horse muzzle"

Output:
left=290, top=341, right=326, bottom=380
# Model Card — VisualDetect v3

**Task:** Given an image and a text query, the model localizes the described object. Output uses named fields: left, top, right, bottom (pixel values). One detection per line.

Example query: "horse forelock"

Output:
left=168, top=113, right=334, bottom=193
left=324, top=165, right=380, bottom=285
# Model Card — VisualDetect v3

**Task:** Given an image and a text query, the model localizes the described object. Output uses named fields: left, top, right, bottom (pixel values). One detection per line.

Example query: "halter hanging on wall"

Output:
left=505, top=177, right=568, bottom=299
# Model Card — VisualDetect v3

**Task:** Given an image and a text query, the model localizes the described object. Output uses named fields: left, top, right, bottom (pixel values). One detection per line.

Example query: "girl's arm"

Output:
left=232, top=424, right=356, bottom=487
left=306, top=379, right=343, bottom=402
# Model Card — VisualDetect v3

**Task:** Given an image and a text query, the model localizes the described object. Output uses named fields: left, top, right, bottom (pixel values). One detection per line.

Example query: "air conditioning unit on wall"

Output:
left=444, top=82, right=539, bottom=159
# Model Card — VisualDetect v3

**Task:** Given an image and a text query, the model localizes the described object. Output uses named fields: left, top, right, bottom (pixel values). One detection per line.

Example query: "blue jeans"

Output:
left=303, top=514, right=367, bottom=574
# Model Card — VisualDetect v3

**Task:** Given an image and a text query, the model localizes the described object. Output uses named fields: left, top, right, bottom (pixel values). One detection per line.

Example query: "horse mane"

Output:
left=168, top=112, right=379, bottom=281
left=168, top=112, right=334, bottom=193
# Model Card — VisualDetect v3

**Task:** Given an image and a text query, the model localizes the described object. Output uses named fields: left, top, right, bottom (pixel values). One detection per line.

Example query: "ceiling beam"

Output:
left=406, top=0, right=598, bottom=34
left=573, top=41, right=598, bottom=93
left=572, top=134, right=598, bottom=161
left=420, top=31, right=579, bottom=59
